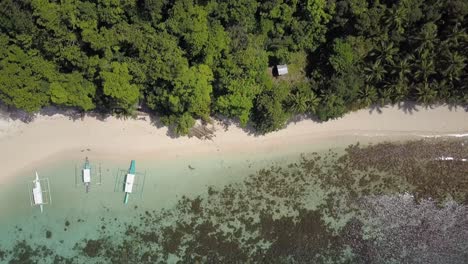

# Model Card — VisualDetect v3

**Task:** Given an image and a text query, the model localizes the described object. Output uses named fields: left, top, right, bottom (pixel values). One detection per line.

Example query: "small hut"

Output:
left=276, top=64, right=288, bottom=76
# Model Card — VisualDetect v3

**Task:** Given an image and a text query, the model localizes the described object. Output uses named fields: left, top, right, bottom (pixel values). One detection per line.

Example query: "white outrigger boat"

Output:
left=124, top=160, right=136, bottom=204
left=30, top=172, right=51, bottom=213
left=75, top=157, right=102, bottom=192
left=82, top=157, right=91, bottom=193
left=32, top=172, right=44, bottom=213
left=115, top=160, right=146, bottom=204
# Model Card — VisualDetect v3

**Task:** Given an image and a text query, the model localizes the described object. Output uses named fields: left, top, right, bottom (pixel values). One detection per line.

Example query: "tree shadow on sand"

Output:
left=146, top=113, right=180, bottom=139
left=397, top=101, right=419, bottom=114
left=1, top=100, right=467, bottom=139
left=214, top=114, right=260, bottom=136
left=447, top=102, right=468, bottom=112
left=369, top=103, right=386, bottom=114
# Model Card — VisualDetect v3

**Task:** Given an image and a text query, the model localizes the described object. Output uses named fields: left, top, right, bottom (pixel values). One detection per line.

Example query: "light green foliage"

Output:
left=175, top=64, right=214, bottom=119
left=31, top=0, right=67, bottom=34
left=50, top=72, right=96, bottom=111
left=306, top=0, right=333, bottom=24
left=162, top=112, right=196, bottom=136
left=203, top=22, right=229, bottom=67
left=140, top=31, right=188, bottom=83
left=216, top=78, right=262, bottom=126
left=49, top=83, right=67, bottom=105
left=167, top=0, right=209, bottom=60
left=348, top=0, right=368, bottom=16
left=329, top=38, right=356, bottom=73
left=100, top=62, right=139, bottom=112
left=147, top=63, right=214, bottom=133
left=234, top=35, right=269, bottom=81
left=0, top=39, right=56, bottom=112
left=214, top=34, right=270, bottom=121
left=30, top=0, right=80, bottom=59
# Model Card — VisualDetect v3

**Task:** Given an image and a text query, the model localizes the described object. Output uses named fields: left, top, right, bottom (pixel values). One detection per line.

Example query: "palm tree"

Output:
left=364, top=60, right=387, bottom=83
left=464, top=94, right=468, bottom=104
left=433, top=80, right=461, bottom=105
left=358, top=85, right=378, bottom=107
left=415, top=81, right=438, bottom=105
left=392, top=79, right=409, bottom=102
left=436, top=80, right=452, bottom=103
left=373, top=41, right=398, bottom=66
left=288, top=91, right=321, bottom=114
left=307, top=92, right=320, bottom=114
left=393, top=56, right=412, bottom=81
left=446, top=23, right=468, bottom=48
left=414, top=22, right=439, bottom=54
left=414, top=54, right=435, bottom=82
left=288, top=92, right=309, bottom=114
left=380, top=83, right=394, bottom=105
left=383, top=6, right=406, bottom=35
left=441, top=50, right=466, bottom=81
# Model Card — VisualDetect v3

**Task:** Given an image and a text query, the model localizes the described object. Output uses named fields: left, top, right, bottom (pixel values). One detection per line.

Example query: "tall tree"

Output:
left=0, top=37, right=56, bottom=112
left=100, top=62, right=139, bottom=113
left=215, top=78, right=262, bottom=126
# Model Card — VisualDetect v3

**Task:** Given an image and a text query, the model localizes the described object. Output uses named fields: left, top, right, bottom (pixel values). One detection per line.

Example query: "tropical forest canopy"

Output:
left=0, top=0, right=467, bottom=134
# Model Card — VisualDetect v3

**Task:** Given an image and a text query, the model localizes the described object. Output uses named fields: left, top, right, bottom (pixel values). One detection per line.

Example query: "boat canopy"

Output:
left=83, top=168, right=91, bottom=183
left=33, top=181, right=43, bottom=205
left=125, top=174, right=135, bottom=193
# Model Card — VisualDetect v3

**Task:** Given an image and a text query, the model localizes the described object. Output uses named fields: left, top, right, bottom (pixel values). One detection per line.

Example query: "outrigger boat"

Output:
left=115, top=160, right=146, bottom=204
left=32, top=172, right=44, bottom=213
left=82, top=157, right=91, bottom=193
left=124, top=160, right=136, bottom=204
left=75, top=157, right=102, bottom=192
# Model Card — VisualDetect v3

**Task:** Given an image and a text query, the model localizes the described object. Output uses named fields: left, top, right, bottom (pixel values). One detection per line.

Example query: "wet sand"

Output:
left=0, top=104, right=467, bottom=182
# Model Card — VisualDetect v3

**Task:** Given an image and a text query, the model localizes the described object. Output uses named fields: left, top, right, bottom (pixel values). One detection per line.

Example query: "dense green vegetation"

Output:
left=0, top=0, right=467, bottom=134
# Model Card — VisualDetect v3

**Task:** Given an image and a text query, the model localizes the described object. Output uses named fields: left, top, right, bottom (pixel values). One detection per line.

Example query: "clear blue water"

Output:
left=0, top=149, right=306, bottom=259
left=2, top=136, right=465, bottom=263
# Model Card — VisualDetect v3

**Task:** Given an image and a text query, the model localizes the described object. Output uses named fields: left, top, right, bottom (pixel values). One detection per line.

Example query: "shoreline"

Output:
left=1, top=104, right=467, bottom=182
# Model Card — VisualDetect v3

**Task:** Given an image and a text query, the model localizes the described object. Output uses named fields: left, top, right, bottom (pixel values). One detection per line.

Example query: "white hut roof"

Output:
left=277, top=64, right=288, bottom=75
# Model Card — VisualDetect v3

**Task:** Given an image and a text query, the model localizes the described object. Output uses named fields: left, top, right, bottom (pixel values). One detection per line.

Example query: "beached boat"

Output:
left=32, top=172, right=44, bottom=213
left=82, top=157, right=91, bottom=193
left=124, top=160, right=136, bottom=204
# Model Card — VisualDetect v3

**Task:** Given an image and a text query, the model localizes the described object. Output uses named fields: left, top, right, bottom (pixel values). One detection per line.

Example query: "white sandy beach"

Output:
left=0, top=104, right=467, bottom=182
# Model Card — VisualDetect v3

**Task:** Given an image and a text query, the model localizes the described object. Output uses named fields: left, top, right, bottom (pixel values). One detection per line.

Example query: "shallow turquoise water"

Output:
left=1, top=137, right=467, bottom=263
left=2, top=135, right=432, bottom=262
left=0, top=149, right=306, bottom=258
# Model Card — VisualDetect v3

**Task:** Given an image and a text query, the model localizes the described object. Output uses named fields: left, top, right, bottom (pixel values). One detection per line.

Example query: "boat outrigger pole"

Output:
left=124, top=160, right=136, bottom=204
